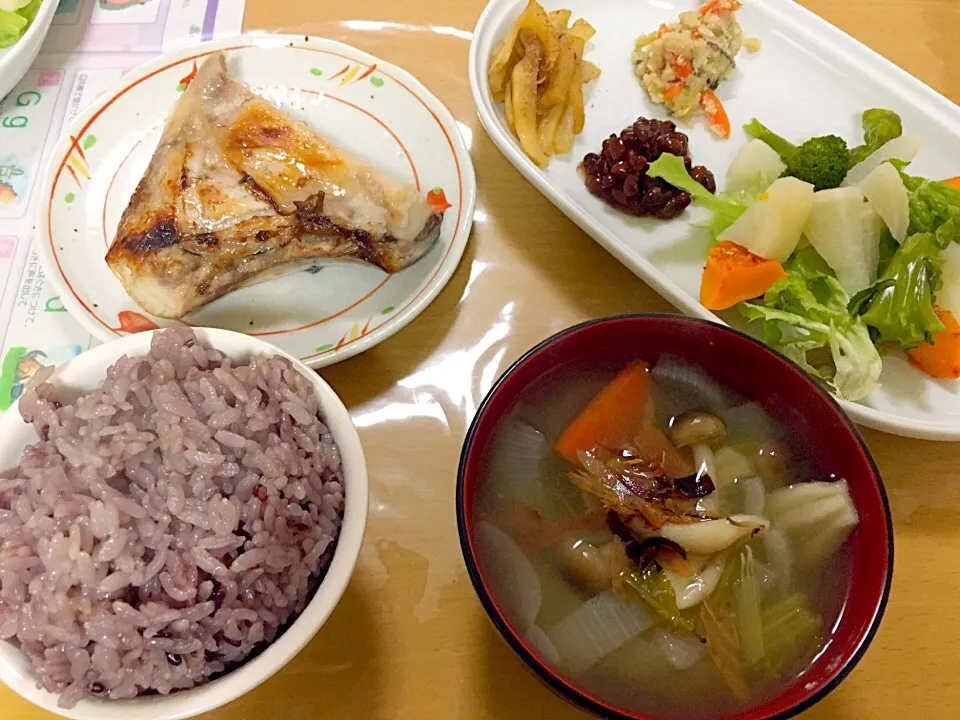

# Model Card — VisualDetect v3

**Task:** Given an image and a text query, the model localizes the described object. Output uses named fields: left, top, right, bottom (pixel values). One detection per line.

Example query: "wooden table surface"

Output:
left=6, top=0, right=960, bottom=718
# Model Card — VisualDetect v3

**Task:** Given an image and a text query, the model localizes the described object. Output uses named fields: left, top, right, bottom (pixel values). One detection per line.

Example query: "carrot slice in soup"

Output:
left=555, top=361, right=652, bottom=464
left=700, top=241, right=788, bottom=311
left=555, top=362, right=692, bottom=478
left=942, top=176, right=960, bottom=191
left=908, top=306, right=960, bottom=379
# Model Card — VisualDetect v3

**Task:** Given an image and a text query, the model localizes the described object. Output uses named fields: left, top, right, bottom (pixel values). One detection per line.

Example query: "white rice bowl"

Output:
left=0, top=327, right=367, bottom=720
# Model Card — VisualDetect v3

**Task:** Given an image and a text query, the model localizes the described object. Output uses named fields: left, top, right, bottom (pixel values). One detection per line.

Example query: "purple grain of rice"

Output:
left=0, top=328, right=344, bottom=707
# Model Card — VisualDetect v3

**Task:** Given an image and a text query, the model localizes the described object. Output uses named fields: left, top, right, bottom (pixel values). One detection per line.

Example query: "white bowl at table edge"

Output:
left=0, top=327, right=369, bottom=720
left=0, top=0, right=59, bottom=102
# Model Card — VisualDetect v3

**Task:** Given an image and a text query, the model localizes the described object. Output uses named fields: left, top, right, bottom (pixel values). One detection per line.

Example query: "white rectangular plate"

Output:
left=469, top=0, right=960, bottom=440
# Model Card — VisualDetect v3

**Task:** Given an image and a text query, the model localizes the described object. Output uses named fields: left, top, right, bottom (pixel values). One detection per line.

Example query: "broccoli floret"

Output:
left=785, top=135, right=850, bottom=191
left=743, top=119, right=850, bottom=191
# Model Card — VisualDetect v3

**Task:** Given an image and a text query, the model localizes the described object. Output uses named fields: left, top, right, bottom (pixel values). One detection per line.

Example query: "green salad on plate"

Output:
left=0, top=0, right=42, bottom=49
left=649, top=108, right=960, bottom=403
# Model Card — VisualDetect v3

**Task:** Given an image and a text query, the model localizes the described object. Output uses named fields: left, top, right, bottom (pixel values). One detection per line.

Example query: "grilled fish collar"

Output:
left=105, top=52, right=444, bottom=320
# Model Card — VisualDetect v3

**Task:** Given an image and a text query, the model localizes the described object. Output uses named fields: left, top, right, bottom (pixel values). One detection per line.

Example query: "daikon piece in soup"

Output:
left=472, top=355, right=857, bottom=719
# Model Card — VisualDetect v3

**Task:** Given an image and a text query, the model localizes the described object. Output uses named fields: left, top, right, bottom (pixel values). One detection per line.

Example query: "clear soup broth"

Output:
left=472, top=355, right=854, bottom=719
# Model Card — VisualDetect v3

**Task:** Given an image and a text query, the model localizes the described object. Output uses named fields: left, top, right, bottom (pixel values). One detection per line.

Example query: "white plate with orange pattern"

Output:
left=38, top=35, right=475, bottom=368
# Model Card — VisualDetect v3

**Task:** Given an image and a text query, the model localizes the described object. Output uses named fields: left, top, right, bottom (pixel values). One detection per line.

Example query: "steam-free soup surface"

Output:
left=472, top=356, right=855, bottom=719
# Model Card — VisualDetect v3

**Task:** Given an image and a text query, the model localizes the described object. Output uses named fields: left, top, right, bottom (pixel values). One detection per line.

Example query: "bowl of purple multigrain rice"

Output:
left=0, top=327, right=368, bottom=719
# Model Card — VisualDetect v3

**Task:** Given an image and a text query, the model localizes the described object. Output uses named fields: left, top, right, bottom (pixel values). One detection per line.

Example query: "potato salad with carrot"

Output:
left=633, top=0, right=748, bottom=139
left=644, top=108, right=960, bottom=401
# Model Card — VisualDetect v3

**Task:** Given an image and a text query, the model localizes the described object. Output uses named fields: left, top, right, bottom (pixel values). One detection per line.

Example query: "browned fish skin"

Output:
left=105, top=52, right=444, bottom=320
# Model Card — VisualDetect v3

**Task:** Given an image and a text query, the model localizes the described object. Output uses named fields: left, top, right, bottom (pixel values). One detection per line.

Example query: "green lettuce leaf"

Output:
left=646, top=153, right=755, bottom=237
left=849, top=109, right=903, bottom=166
left=741, top=249, right=882, bottom=401
left=850, top=232, right=945, bottom=348
left=876, top=228, right=900, bottom=278
left=898, top=171, right=960, bottom=244
left=851, top=165, right=959, bottom=349
left=0, top=10, right=28, bottom=43
left=0, top=0, right=41, bottom=48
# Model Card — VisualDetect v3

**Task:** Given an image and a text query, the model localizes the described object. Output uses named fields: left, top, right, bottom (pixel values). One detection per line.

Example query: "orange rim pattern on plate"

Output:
left=46, top=43, right=465, bottom=359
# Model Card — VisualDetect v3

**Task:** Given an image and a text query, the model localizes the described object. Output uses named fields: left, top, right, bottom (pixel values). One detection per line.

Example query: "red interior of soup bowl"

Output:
left=457, top=314, right=893, bottom=720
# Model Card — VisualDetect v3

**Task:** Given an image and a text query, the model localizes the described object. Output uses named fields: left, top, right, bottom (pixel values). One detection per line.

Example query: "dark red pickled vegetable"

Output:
left=606, top=510, right=635, bottom=544
left=674, top=472, right=717, bottom=498
left=605, top=511, right=690, bottom=570
left=660, top=193, right=693, bottom=218
left=691, top=165, right=717, bottom=193
left=579, top=116, right=715, bottom=219
left=583, top=153, right=603, bottom=175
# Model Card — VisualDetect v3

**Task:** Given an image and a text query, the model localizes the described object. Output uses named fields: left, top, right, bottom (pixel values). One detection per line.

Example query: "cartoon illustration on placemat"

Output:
left=0, top=345, right=83, bottom=410
left=0, top=165, right=25, bottom=205
left=98, top=0, right=149, bottom=9
left=90, top=0, right=161, bottom=27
